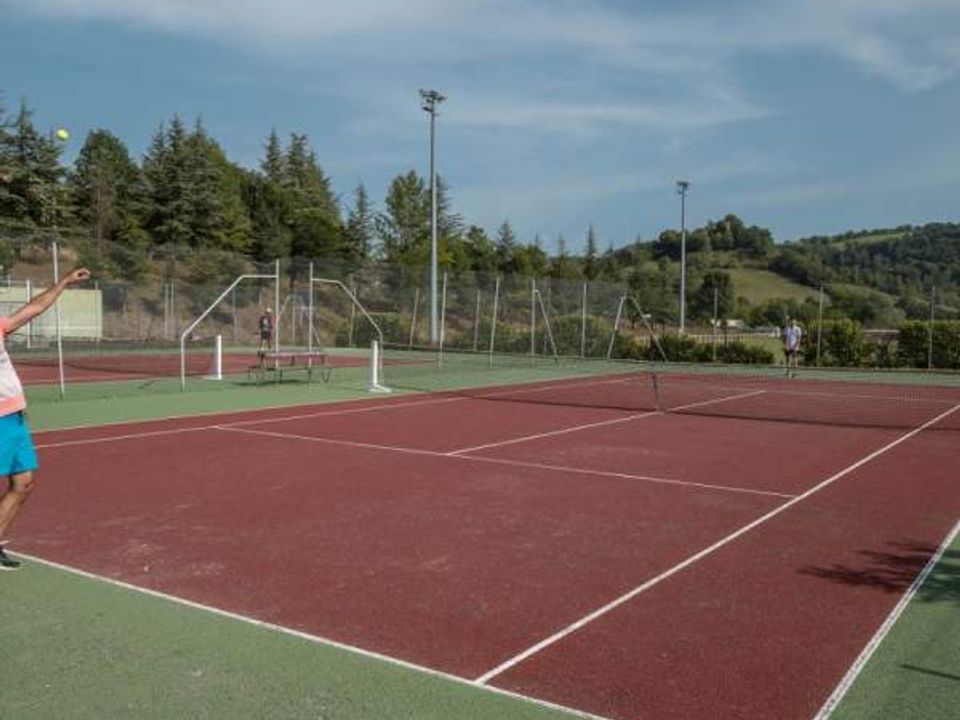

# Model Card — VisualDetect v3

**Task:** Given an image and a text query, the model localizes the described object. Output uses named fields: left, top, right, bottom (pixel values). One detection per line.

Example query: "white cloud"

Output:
left=22, top=0, right=960, bottom=87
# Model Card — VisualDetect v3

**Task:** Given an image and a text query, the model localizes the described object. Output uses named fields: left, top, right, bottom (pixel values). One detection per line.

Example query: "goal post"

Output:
left=308, top=272, right=391, bottom=393
left=180, top=267, right=280, bottom=390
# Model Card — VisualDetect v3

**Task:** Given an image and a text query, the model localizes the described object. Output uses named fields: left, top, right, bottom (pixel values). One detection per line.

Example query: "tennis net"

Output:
left=379, top=344, right=960, bottom=432
left=10, top=338, right=218, bottom=381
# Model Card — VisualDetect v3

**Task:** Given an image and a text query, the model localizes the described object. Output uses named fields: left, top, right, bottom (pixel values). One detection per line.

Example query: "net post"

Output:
left=438, top=271, right=448, bottom=367
left=408, top=287, right=420, bottom=350
left=580, top=282, right=587, bottom=359
left=52, top=240, right=66, bottom=399
left=489, top=276, right=500, bottom=367
left=651, top=372, right=663, bottom=412
left=472, top=288, right=482, bottom=352
left=712, top=285, right=719, bottom=362
left=348, top=278, right=358, bottom=347
left=274, top=259, right=281, bottom=357
left=816, top=284, right=824, bottom=367
left=530, top=277, right=536, bottom=363
left=369, top=339, right=392, bottom=393
left=307, top=262, right=314, bottom=354
left=25, top=278, right=32, bottom=349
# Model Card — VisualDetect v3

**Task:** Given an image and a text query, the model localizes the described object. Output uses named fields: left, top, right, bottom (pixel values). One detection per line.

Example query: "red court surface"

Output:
left=16, top=374, right=960, bottom=720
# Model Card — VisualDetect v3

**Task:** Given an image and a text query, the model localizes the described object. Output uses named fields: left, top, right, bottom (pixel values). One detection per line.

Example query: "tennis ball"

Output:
left=55, top=128, right=70, bottom=141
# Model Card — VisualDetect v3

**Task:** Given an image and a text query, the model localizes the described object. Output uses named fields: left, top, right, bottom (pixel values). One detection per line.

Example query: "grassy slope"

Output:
left=728, top=267, right=819, bottom=303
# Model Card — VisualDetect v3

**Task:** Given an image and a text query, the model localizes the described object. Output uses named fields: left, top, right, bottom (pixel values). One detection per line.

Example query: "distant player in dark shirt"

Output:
left=258, top=308, right=273, bottom=361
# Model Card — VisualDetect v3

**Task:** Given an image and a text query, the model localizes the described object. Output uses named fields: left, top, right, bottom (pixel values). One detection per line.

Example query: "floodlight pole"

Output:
left=420, top=88, right=446, bottom=345
left=676, top=180, right=690, bottom=335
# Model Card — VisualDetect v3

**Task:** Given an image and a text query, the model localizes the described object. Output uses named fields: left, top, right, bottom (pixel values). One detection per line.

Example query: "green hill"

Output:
left=727, top=268, right=818, bottom=304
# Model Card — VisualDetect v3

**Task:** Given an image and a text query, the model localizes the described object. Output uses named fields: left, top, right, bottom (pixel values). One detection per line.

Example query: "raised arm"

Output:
left=4, top=268, right=91, bottom=334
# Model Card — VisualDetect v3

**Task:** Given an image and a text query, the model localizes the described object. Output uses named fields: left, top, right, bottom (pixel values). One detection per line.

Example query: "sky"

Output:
left=3, top=0, right=960, bottom=252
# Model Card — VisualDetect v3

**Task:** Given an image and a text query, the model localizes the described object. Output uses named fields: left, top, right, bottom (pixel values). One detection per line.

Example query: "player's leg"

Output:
left=0, top=413, right=40, bottom=570
left=0, top=472, right=34, bottom=570
left=0, top=471, right=36, bottom=536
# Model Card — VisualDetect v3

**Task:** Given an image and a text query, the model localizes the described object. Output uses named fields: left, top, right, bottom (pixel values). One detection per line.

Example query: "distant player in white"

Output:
left=782, top=318, right=803, bottom=378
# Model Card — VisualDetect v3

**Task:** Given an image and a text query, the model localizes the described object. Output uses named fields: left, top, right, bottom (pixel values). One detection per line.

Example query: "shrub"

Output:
left=803, top=319, right=865, bottom=367
left=897, top=321, right=960, bottom=369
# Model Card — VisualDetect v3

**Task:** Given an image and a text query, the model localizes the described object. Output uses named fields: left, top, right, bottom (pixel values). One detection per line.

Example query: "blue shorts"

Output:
left=0, top=412, right=38, bottom=476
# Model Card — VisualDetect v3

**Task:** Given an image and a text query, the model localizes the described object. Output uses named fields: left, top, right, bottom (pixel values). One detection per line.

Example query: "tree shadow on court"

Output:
left=799, top=540, right=960, bottom=605
left=900, top=663, right=960, bottom=683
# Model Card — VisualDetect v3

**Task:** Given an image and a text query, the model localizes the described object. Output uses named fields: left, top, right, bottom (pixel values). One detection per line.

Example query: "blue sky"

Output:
left=3, top=0, right=959, bottom=252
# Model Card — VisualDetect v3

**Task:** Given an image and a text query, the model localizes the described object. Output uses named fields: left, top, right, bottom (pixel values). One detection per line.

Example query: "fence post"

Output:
left=816, top=284, right=825, bottom=367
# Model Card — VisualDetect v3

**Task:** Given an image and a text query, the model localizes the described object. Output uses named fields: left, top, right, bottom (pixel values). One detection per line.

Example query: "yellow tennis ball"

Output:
left=55, top=128, right=70, bottom=141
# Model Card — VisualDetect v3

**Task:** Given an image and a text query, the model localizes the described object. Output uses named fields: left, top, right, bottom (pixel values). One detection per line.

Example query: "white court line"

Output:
left=446, top=411, right=659, bottom=456
left=473, top=402, right=960, bottom=686
left=10, top=552, right=612, bottom=720
left=453, top=455, right=796, bottom=500
left=448, top=389, right=766, bottom=456
left=216, top=425, right=445, bottom=458
left=35, top=395, right=479, bottom=450
left=36, top=425, right=214, bottom=450
left=214, top=425, right=787, bottom=499
left=28, top=391, right=428, bottom=435
left=31, top=373, right=656, bottom=451
left=813, top=518, right=960, bottom=720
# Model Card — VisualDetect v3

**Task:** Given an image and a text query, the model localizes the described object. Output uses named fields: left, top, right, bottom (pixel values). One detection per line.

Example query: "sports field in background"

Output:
left=4, top=350, right=959, bottom=720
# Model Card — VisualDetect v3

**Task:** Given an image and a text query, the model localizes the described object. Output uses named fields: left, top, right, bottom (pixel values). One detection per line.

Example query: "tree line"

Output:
left=2, top=95, right=957, bottom=331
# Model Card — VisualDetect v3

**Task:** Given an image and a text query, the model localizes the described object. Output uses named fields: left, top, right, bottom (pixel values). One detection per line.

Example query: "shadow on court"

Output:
left=799, top=541, right=960, bottom=605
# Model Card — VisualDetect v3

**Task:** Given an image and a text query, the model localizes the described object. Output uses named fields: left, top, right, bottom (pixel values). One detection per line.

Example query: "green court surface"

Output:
left=829, top=529, right=960, bottom=720
left=1, top=560, right=583, bottom=720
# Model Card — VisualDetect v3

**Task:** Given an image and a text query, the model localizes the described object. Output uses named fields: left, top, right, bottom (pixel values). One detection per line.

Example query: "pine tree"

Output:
left=553, top=234, right=568, bottom=278
left=283, top=134, right=343, bottom=262
left=343, top=182, right=375, bottom=267
left=584, top=224, right=599, bottom=280
left=70, top=130, right=144, bottom=249
left=495, top=220, right=517, bottom=274
left=261, top=129, right=284, bottom=183
left=434, top=174, right=464, bottom=271
left=145, top=115, right=193, bottom=249
left=0, top=100, right=66, bottom=227
left=462, top=225, right=497, bottom=275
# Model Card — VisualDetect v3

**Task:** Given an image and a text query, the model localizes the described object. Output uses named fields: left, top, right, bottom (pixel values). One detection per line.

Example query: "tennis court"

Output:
left=8, top=359, right=960, bottom=719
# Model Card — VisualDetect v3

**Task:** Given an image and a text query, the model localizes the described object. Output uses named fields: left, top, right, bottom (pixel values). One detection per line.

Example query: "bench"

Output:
left=249, top=351, right=332, bottom=383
